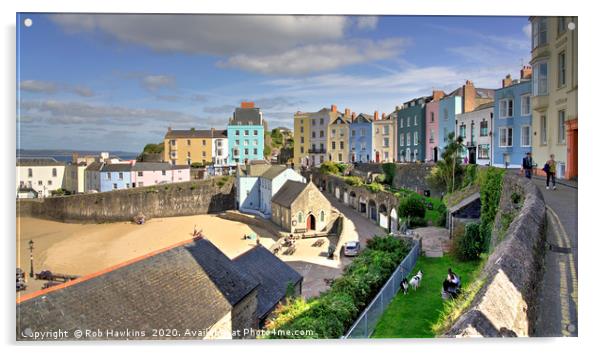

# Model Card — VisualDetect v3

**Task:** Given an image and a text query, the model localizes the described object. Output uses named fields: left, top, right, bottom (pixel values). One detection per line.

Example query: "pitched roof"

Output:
left=260, top=165, right=288, bottom=180
left=101, top=163, right=132, bottom=172
left=85, top=161, right=103, bottom=172
left=237, top=162, right=273, bottom=177
left=474, top=101, right=495, bottom=111
left=271, top=180, right=308, bottom=208
left=17, top=158, right=64, bottom=167
left=164, top=129, right=227, bottom=139
left=231, top=107, right=262, bottom=125
left=234, top=246, right=303, bottom=319
left=131, top=162, right=173, bottom=171
left=475, top=88, right=495, bottom=99
left=353, top=113, right=373, bottom=123
left=16, top=238, right=259, bottom=340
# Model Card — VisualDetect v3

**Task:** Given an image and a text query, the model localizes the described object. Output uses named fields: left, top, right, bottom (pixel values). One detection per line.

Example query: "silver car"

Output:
left=343, top=241, right=361, bottom=256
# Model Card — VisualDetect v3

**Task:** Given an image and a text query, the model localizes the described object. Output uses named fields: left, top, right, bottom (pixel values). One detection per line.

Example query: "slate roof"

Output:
left=260, top=165, right=288, bottom=180
left=474, top=101, right=495, bottom=111
left=131, top=162, right=172, bottom=171
left=237, top=162, right=273, bottom=177
left=353, top=113, right=373, bottom=123
left=16, top=238, right=259, bottom=340
left=100, top=163, right=133, bottom=172
left=85, top=161, right=103, bottom=172
left=164, top=129, right=227, bottom=139
left=271, top=180, right=308, bottom=208
left=231, top=107, right=262, bottom=125
left=476, top=88, right=495, bottom=99
left=17, top=158, right=64, bottom=167
left=234, top=246, right=303, bottom=319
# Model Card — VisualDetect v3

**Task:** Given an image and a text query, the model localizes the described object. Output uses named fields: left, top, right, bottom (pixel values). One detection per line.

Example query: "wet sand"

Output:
left=16, top=214, right=277, bottom=295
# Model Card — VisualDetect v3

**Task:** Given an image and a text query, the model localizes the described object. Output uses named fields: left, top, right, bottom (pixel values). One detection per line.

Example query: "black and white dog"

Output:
left=409, top=270, right=423, bottom=291
left=400, top=277, right=409, bottom=294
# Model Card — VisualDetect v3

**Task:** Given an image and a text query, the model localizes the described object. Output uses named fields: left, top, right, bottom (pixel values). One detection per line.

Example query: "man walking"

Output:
left=543, top=154, right=557, bottom=190
left=522, top=152, right=534, bottom=179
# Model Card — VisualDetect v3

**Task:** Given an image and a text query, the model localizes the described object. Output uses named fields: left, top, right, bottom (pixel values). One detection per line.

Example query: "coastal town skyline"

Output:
left=17, top=14, right=530, bottom=152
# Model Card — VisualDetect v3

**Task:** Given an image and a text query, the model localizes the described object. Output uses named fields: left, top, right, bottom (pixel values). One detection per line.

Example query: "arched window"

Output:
left=320, top=210, right=325, bottom=222
left=297, top=212, right=303, bottom=223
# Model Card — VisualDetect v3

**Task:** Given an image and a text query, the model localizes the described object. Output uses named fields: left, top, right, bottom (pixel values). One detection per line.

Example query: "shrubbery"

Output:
left=319, top=161, right=342, bottom=175
left=264, top=236, right=412, bottom=338
left=382, top=163, right=396, bottom=185
left=343, top=176, right=364, bottom=186
left=453, top=222, right=484, bottom=260
left=478, top=168, right=505, bottom=252
left=398, top=194, right=426, bottom=219
left=365, top=182, right=385, bottom=193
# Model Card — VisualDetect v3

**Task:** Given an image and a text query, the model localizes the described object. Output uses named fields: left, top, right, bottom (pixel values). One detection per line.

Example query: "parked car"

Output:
left=343, top=241, right=361, bottom=257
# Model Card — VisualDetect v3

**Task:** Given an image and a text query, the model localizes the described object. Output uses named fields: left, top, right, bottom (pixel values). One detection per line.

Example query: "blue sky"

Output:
left=17, top=14, right=530, bottom=152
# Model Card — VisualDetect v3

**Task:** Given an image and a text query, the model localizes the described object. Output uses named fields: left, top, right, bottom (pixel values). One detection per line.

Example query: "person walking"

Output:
left=522, top=152, right=534, bottom=179
left=543, top=154, right=557, bottom=190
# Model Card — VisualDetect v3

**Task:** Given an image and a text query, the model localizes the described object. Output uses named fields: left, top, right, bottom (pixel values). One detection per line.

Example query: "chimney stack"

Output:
left=351, top=112, right=356, bottom=121
left=331, top=104, right=337, bottom=112
left=241, top=101, right=255, bottom=109
left=502, top=74, right=513, bottom=88
left=167, top=126, right=172, bottom=132
left=374, top=111, right=379, bottom=121
left=344, top=108, right=351, bottom=117
left=463, top=80, right=476, bottom=113
left=432, top=90, right=445, bottom=102
left=381, top=113, right=386, bottom=120
left=520, top=65, right=532, bottom=80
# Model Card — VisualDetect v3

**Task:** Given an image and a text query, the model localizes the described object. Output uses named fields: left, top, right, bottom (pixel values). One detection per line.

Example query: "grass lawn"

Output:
left=371, top=254, right=482, bottom=338
left=389, top=187, right=445, bottom=225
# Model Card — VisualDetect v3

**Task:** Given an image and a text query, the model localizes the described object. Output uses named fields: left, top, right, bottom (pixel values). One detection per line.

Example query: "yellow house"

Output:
left=293, top=112, right=311, bottom=167
left=163, top=128, right=216, bottom=165
left=327, top=112, right=351, bottom=163
left=529, top=16, right=578, bottom=179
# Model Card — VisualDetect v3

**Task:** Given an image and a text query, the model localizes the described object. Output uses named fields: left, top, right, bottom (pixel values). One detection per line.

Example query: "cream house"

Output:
left=529, top=16, right=578, bottom=179
left=16, top=158, right=66, bottom=198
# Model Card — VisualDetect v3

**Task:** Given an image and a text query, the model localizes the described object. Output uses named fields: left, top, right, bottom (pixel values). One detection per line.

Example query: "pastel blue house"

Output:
left=235, top=164, right=305, bottom=218
left=438, top=93, right=463, bottom=153
left=99, top=163, right=132, bottom=192
left=492, top=78, right=532, bottom=168
left=227, top=102, right=267, bottom=165
left=349, top=113, right=373, bottom=163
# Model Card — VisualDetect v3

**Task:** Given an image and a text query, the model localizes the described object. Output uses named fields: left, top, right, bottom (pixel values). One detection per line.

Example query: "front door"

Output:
left=306, top=214, right=316, bottom=230
left=375, top=151, right=380, bottom=163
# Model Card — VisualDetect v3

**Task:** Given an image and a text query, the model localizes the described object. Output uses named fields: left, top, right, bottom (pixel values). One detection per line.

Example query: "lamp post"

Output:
left=28, top=239, right=34, bottom=278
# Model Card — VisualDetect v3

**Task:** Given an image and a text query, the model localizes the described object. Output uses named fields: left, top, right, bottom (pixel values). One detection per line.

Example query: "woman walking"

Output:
left=543, top=154, right=557, bottom=190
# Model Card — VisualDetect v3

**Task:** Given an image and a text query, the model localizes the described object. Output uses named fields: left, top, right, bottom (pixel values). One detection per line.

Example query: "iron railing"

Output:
left=343, top=239, right=421, bottom=338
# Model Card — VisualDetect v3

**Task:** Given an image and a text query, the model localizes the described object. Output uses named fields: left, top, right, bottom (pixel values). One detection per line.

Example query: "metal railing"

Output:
left=343, top=239, right=421, bottom=338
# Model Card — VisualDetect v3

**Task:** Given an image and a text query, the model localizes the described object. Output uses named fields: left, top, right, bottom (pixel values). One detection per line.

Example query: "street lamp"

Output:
left=28, top=239, right=34, bottom=278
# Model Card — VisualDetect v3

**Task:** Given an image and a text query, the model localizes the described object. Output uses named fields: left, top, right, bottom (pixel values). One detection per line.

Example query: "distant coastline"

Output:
left=16, top=149, right=139, bottom=162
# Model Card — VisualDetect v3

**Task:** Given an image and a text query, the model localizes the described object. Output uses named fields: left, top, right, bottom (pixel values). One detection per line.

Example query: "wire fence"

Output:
left=343, top=239, right=421, bottom=339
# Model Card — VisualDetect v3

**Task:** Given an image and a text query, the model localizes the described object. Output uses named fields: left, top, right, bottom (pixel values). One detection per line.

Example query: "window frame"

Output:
left=521, top=125, right=532, bottom=147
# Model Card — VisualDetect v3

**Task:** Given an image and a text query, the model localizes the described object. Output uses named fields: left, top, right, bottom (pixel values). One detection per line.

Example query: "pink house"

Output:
left=425, top=90, right=446, bottom=162
left=131, top=162, right=190, bottom=188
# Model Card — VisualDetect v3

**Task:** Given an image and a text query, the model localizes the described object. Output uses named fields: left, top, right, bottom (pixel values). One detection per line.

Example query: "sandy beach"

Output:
left=16, top=214, right=277, bottom=295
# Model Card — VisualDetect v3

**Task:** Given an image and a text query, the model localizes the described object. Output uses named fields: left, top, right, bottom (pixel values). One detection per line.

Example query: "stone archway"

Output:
left=335, top=186, right=340, bottom=199
left=368, top=200, right=377, bottom=222
left=378, top=204, right=388, bottom=229
left=390, top=207, right=398, bottom=233
left=359, top=196, right=367, bottom=214
left=349, top=191, right=357, bottom=209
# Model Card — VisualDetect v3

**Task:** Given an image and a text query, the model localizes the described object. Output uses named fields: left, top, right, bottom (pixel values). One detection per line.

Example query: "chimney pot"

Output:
left=374, top=111, right=379, bottom=120
left=241, top=101, right=255, bottom=109
left=351, top=112, right=356, bottom=120
left=331, top=104, right=337, bottom=112
left=344, top=108, right=350, bottom=116
left=382, top=113, right=386, bottom=120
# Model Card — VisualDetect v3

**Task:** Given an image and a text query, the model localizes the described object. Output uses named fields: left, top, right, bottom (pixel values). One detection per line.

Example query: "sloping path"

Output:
left=531, top=177, right=578, bottom=337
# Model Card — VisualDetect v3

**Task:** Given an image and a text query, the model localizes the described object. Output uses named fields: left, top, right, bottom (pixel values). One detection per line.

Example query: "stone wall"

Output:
left=445, top=174, right=546, bottom=337
left=231, top=289, right=259, bottom=339
left=391, top=163, right=444, bottom=196
left=17, top=177, right=235, bottom=223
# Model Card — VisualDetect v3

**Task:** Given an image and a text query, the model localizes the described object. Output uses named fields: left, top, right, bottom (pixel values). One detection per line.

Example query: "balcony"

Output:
left=308, top=148, right=326, bottom=154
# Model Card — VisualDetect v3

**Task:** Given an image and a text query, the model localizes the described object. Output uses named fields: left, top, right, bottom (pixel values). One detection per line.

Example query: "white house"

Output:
left=235, top=162, right=305, bottom=218
left=455, top=102, right=494, bottom=165
left=16, top=158, right=66, bottom=198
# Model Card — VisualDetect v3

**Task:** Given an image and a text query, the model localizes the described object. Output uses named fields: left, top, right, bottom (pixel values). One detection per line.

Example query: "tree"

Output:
left=428, top=132, right=465, bottom=193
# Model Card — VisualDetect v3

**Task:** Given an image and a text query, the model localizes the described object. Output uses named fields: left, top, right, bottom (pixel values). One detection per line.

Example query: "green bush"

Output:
left=462, top=164, right=478, bottom=188
left=398, top=194, right=426, bottom=219
left=336, top=163, right=348, bottom=174
left=455, top=222, right=483, bottom=261
left=264, top=235, right=411, bottom=338
left=343, top=176, right=364, bottom=186
left=478, top=167, right=505, bottom=252
left=382, top=163, right=396, bottom=185
left=319, top=161, right=340, bottom=175
left=409, top=216, right=428, bottom=228
left=365, top=182, right=385, bottom=193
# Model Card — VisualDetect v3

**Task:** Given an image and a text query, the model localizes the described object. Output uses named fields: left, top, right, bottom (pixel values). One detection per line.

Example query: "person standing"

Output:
left=543, top=154, right=557, bottom=190
left=522, top=152, right=534, bottom=179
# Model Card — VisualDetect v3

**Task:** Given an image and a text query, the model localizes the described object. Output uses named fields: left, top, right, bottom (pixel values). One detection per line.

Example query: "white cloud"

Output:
left=218, top=38, right=409, bottom=75
left=49, top=14, right=349, bottom=56
left=356, top=16, right=379, bottom=30
left=141, top=75, right=175, bottom=92
left=523, top=23, right=532, bottom=38
left=20, top=80, right=95, bottom=97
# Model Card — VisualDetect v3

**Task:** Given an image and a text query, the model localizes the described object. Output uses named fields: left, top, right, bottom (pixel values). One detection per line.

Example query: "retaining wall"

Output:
left=17, top=177, right=236, bottom=223
left=445, top=174, right=547, bottom=337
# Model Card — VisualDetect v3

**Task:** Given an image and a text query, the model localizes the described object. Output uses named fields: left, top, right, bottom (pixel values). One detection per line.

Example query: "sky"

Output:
left=16, top=14, right=531, bottom=152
